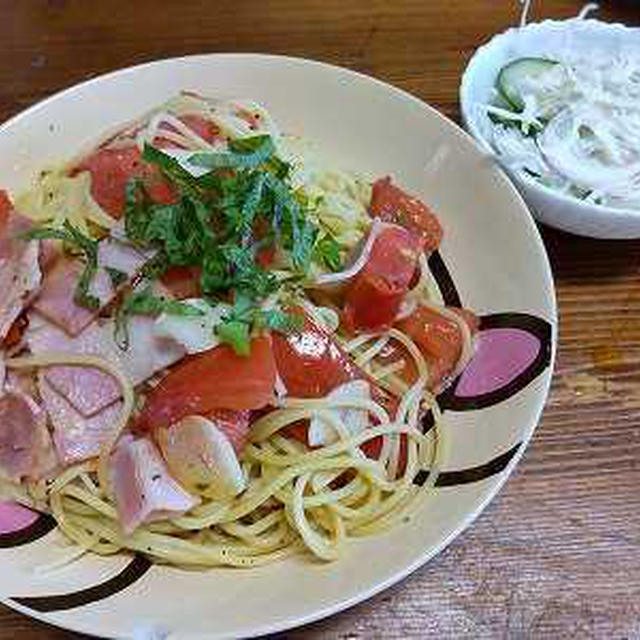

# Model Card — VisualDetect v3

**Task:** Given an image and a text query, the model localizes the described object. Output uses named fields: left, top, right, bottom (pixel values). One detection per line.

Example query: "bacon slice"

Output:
left=27, top=315, right=121, bottom=416
left=110, top=437, right=198, bottom=534
left=0, top=198, right=42, bottom=341
left=27, top=313, right=185, bottom=417
left=0, top=388, right=57, bottom=481
left=33, top=238, right=147, bottom=337
left=38, top=375, right=122, bottom=465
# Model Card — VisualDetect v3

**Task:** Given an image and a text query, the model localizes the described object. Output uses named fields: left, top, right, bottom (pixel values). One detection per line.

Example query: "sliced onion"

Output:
left=153, top=299, right=229, bottom=354
left=300, top=300, right=340, bottom=334
left=274, top=372, right=288, bottom=405
left=395, top=297, right=418, bottom=322
left=308, top=380, right=371, bottom=447
left=156, top=415, right=246, bottom=501
left=313, top=219, right=399, bottom=287
left=539, top=104, right=640, bottom=199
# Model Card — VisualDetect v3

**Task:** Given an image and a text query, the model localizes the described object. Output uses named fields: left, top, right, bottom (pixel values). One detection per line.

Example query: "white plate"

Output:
left=0, top=54, right=556, bottom=639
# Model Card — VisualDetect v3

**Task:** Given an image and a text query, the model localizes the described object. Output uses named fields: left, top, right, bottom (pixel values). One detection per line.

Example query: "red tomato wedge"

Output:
left=395, top=305, right=479, bottom=389
left=72, top=146, right=177, bottom=219
left=272, top=313, right=359, bottom=398
left=343, top=225, right=419, bottom=334
left=272, top=313, right=398, bottom=446
left=135, top=336, right=276, bottom=432
left=370, top=177, right=443, bottom=251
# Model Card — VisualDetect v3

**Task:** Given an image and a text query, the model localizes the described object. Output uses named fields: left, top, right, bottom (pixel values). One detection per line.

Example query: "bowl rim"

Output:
left=459, top=17, right=640, bottom=221
left=0, top=51, right=558, bottom=639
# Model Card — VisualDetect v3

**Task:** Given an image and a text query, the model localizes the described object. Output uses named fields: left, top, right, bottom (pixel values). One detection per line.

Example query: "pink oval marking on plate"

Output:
left=456, top=328, right=540, bottom=398
left=0, top=501, right=38, bottom=534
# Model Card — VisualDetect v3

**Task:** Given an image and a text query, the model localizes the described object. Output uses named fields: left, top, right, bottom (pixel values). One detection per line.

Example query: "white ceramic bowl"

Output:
left=460, top=18, right=640, bottom=239
left=0, top=54, right=556, bottom=639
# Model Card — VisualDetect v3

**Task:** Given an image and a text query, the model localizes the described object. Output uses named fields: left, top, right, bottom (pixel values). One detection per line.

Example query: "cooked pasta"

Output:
left=0, top=93, right=476, bottom=568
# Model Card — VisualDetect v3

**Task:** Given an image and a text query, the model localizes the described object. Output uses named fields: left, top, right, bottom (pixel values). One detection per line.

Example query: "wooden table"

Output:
left=1, top=1, right=639, bottom=637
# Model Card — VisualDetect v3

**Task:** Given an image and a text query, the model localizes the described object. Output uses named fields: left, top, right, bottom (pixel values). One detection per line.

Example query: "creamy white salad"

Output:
left=485, top=49, right=640, bottom=210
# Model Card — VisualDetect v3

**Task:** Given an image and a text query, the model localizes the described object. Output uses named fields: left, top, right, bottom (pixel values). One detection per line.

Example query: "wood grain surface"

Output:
left=1, top=1, right=639, bottom=638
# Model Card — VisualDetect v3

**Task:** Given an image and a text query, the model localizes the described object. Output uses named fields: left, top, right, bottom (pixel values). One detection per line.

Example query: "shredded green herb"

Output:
left=216, top=319, right=251, bottom=357
left=23, top=220, right=100, bottom=309
left=214, top=292, right=303, bottom=356
left=122, top=135, right=320, bottom=354
left=27, top=133, right=322, bottom=356
left=189, top=135, right=276, bottom=171
left=314, top=234, right=342, bottom=272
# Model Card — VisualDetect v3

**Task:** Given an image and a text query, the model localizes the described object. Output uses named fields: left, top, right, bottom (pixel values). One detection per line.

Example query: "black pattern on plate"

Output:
left=11, top=554, right=152, bottom=612
left=0, top=513, right=56, bottom=549
left=427, top=250, right=462, bottom=307
left=413, top=442, right=521, bottom=487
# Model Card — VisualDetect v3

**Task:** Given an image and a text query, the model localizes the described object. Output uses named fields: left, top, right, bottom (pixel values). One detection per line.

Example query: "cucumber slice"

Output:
left=487, top=91, right=519, bottom=126
left=497, top=57, right=559, bottom=111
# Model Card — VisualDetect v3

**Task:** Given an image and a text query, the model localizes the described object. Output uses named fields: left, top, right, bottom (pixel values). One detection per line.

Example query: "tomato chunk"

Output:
left=135, top=336, right=276, bottom=432
left=273, top=313, right=398, bottom=445
left=343, top=225, right=419, bottom=334
left=396, top=305, right=478, bottom=389
left=72, top=146, right=177, bottom=219
left=370, top=177, right=443, bottom=251
left=272, top=313, right=359, bottom=398
left=273, top=312, right=357, bottom=445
